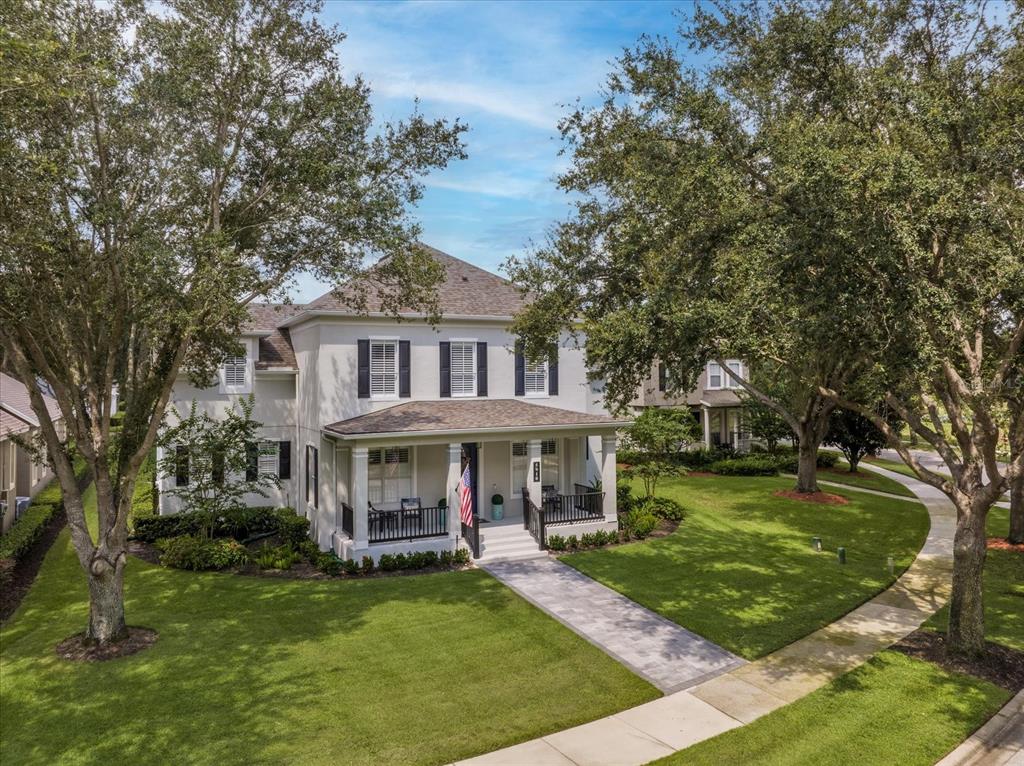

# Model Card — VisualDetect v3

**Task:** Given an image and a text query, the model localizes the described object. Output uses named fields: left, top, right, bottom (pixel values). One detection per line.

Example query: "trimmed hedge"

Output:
left=159, top=536, right=251, bottom=571
left=708, top=456, right=781, bottom=476
left=132, top=506, right=307, bottom=544
left=131, top=452, right=158, bottom=520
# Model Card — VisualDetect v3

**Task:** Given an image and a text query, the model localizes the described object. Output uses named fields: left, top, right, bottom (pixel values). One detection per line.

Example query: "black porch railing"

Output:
left=522, top=488, right=546, bottom=550
left=368, top=505, right=448, bottom=544
left=462, top=517, right=480, bottom=559
left=544, top=490, right=604, bottom=525
left=340, top=503, right=354, bottom=539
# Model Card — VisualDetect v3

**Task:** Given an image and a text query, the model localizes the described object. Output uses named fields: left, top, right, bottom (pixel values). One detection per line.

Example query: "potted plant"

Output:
left=491, top=493, right=504, bottom=520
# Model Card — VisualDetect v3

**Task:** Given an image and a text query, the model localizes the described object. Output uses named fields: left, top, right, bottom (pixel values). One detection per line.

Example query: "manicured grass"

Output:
left=655, top=651, right=1010, bottom=766
left=925, top=505, right=1024, bottom=651
left=563, top=475, right=930, bottom=659
left=864, top=455, right=927, bottom=480
left=0, top=485, right=657, bottom=766
left=817, top=459, right=916, bottom=498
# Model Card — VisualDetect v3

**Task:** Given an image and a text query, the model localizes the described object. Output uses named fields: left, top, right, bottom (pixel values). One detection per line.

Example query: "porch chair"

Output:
left=400, top=497, right=423, bottom=529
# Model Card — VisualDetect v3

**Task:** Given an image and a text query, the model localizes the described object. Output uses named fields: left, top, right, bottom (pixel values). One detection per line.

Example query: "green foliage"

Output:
left=775, top=451, right=839, bottom=474
left=360, top=555, right=375, bottom=574
left=491, top=494, right=504, bottom=505
left=158, top=536, right=250, bottom=571
left=741, top=393, right=792, bottom=452
left=253, top=543, right=302, bottom=571
left=315, top=552, right=345, bottom=577
left=639, top=496, right=686, bottom=522
left=0, top=504, right=59, bottom=564
left=132, top=506, right=300, bottom=544
left=131, top=451, right=158, bottom=520
left=709, top=456, right=780, bottom=476
left=620, top=409, right=697, bottom=498
left=825, top=406, right=902, bottom=471
left=273, top=509, right=310, bottom=547
left=619, top=509, right=658, bottom=539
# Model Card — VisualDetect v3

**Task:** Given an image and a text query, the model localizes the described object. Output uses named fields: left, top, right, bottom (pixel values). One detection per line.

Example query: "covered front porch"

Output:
left=323, top=400, right=626, bottom=561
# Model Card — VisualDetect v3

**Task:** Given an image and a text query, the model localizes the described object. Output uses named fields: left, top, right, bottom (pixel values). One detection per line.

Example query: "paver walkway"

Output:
left=937, top=690, right=1024, bottom=766
left=483, top=558, right=745, bottom=693
left=456, top=463, right=958, bottom=766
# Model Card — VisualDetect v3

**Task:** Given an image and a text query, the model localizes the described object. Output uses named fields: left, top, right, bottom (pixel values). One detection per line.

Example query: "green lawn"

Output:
left=925, top=505, right=1024, bottom=651
left=816, top=459, right=916, bottom=498
left=655, top=651, right=1010, bottom=766
left=864, top=455, right=927, bottom=480
left=0, top=485, right=657, bottom=766
left=563, top=475, right=930, bottom=659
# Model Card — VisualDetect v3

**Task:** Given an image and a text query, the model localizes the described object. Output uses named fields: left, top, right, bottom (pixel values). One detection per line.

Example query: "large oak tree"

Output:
left=0, top=0, right=465, bottom=645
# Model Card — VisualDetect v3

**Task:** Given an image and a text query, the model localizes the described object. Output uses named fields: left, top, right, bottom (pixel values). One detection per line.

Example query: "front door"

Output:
left=460, top=442, right=479, bottom=518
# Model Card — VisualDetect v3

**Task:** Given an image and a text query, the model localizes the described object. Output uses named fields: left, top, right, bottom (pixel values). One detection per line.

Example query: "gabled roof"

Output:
left=325, top=399, right=625, bottom=439
left=0, top=373, right=62, bottom=436
left=243, top=304, right=300, bottom=369
left=305, top=244, right=527, bottom=319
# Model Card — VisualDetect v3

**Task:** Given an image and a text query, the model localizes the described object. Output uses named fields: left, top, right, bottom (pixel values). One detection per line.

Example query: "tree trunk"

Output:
left=1010, top=473, right=1023, bottom=545
left=85, top=559, right=127, bottom=644
left=795, top=435, right=819, bottom=493
left=848, top=454, right=860, bottom=473
left=947, top=506, right=987, bottom=656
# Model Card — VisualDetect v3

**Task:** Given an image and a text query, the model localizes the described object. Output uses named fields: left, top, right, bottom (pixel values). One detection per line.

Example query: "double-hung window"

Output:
left=707, top=360, right=744, bottom=390
left=450, top=341, right=476, bottom=397
left=524, top=359, right=548, bottom=396
left=258, top=441, right=279, bottom=477
left=223, top=354, right=247, bottom=391
left=370, top=340, right=398, bottom=398
left=367, top=447, right=412, bottom=506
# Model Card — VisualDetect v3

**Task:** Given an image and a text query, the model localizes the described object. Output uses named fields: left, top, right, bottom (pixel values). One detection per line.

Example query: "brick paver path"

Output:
left=483, top=557, right=745, bottom=693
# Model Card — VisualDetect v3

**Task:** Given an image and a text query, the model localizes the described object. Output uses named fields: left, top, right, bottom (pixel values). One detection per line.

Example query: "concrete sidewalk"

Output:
left=455, top=462, right=956, bottom=766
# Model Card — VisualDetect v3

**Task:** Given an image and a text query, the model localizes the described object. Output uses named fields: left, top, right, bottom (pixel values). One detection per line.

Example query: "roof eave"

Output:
left=325, top=419, right=629, bottom=441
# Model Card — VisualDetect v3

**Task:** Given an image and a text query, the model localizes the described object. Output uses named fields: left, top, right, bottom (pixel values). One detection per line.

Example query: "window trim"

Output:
left=707, top=360, right=745, bottom=390
left=368, top=337, right=400, bottom=401
left=366, top=445, right=416, bottom=508
left=523, top=358, right=548, bottom=398
left=221, top=351, right=250, bottom=394
left=510, top=439, right=558, bottom=498
left=258, top=440, right=280, bottom=478
left=448, top=338, right=478, bottom=398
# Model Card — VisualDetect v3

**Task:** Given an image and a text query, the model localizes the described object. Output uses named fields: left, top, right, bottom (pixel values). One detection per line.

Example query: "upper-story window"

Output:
left=524, top=359, right=548, bottom=396
left=707, top=360, right=744, bottom=390
left=370, top=340, right=398, bottom=398
left=450, top=341, right=476, bottom=397
left=223, top=354, right=247, bottom=391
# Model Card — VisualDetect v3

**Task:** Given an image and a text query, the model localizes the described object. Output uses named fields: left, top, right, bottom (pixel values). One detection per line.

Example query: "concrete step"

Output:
left=479, top=550, right=548, bottom=563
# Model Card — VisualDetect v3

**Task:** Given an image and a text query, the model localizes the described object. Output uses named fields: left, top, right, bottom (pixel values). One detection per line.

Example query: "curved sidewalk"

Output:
left=456, top=464, right=956, bottom=766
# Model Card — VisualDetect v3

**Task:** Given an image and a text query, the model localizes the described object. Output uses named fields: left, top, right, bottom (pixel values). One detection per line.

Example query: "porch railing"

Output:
left=522, top=488, right=546, bottom=550
left=462, top=517, right=480, bottom=559
left=340, top=502, right=354, bottom=539
left=544, top=490, right=605, bottom=526
left=368, top=505, right=448, bottom=544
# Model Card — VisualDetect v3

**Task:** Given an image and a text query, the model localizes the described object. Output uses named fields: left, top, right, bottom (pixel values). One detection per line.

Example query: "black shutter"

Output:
left=399, top=340, right=411, bottom=398
left=439, top=341, right=451, bottom=398
left=278, top=441, right=291, bottom=480
left=476, top=342, right=488, bottom=396
left=175, top=445, right=189, bottom=486
left=305, top=445, right=311, bottom=503
left=313, top=447, right=319, bottom=509
left=245, top=442, right=258, bottom=481
left=514, top=342, right=525, bottom=396
left=548, top=346, right=559, bottom=396
left=658, top=363, right=667, bottom=392
left=357, top=339, right=370, bottom=398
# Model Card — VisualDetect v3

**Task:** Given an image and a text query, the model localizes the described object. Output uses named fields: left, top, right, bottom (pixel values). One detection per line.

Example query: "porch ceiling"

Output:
left=325, top=399, right=627, bottom=440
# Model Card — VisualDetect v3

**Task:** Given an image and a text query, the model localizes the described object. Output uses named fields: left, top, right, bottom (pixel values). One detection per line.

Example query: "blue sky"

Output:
left=291, top=0, right=689, bottom=301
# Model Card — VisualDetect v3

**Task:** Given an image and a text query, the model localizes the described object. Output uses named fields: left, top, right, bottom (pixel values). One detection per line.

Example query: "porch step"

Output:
left=477, top=525, right=546, bottom=563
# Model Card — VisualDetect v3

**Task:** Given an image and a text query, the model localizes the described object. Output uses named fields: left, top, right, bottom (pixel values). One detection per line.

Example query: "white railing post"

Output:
left=351, top=446, right=368, bottom=549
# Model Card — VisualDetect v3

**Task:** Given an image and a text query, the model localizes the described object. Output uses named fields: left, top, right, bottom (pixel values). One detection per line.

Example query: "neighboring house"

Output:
left=0, top=373, right=64, bottom=533
left=158, top=246, right=626, bottom=562
left=633, top=360, right=753, bottom=451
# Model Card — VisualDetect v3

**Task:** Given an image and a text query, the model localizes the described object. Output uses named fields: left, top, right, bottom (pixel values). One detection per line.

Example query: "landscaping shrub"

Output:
left=640, top=496, right=686, bottom=521
left=818, top=451, right=840, bottom=468
left=274, top=508, right=310, bottom=546
left=547, top=534, right=567, bottom=551
left=0, top=503, right=59, bottom=563
left=620, top=508, right=658, bottom=539
left=616, top=480, right=636, bottom=515
left=708, top=456, right=780, bottom=476
left=361, top=555, right=374, bottom=574
left=343, top=558, right=360, bottom=575
left=133, top=506, right=303, bottom=544
left=254, top=543, right=301, bottom=570
left=131, top=452, right=158, bottom=520
left=214, top=506, right=280, bottom=540
left=452, top=548, right=470, bottom=565
left=774, top=451, right=840, bottom=473
left=159, top=536, right=250, bottom=571
left=378, top=553, right=398, bottom=571
left=133, top=512, right=209, bottom=542
left=315, top=552, right=344, bottom=576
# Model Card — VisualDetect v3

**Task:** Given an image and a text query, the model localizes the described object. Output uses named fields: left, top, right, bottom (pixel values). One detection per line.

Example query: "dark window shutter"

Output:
left=175, top=445, right=189, bottom=486
left=548, top=347, right=559, bottom=396
left=399, top=340, right=411, bottom=398
left=212, top=450, right=225, bottom=486
left=514, top=342, right=525, bottom=396
left=476, top=342, right=488, bottom=396
left=246, top=442, right=258, bottom=481
left=357, top=339, right=370, bottom=399
left=658, top=363, right=667, bottom=392
left=439, top=341, right=451, bottom=398
left=313, top=447, right=319, bottom=509
left=278, top=441, right=291, bottom=480
left=305, top=445, right=311, bottom=503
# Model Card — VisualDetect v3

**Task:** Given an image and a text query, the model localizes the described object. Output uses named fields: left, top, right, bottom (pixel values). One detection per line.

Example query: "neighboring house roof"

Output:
left=693, top=389, right=743, bottom=407
left=0, top=406, right=33, bottom=438
left=305, top=244, right=527, bottom=319
left=244, top=304, right=301, bottom=369
left=0, top=373, right=62, bottom=435
left=326, top=399, right=625, bottom=438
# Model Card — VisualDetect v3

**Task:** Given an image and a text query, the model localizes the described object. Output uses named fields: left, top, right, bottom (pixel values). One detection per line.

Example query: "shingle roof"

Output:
left=306, top=244, right=527, bottom=318
left=1, top=407, right=33, bottom=438
left=326, top=399, right=624, bottom=437
left=0, top=373, right=62, bottom=435
left=244, top=304, right=300, bottom=369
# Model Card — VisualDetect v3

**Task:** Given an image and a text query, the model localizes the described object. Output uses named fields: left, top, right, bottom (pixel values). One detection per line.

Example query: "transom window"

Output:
left=223, top=355, right=246, bottom=388
left=258, top=441, right=279, bottom=477
left=368, top=447, right=412, bottom=506
left=370, top=340, right=398, bottom=398
left=524, top=359, right=548, bottom=396
left=511, top=439, right=557, bottom=495
left=450, top=341, right=476, bottom=397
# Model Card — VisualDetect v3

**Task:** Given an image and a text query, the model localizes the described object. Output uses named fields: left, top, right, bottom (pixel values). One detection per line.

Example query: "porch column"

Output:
left=702, top=406, right=712, bottom=449
left=447, top=443, right=463, bottom=538
left=351, top=446, right=369, bottom=549
left=527, top=439, right=543, bottom=508
left=601, top=435, right=617, bottom=523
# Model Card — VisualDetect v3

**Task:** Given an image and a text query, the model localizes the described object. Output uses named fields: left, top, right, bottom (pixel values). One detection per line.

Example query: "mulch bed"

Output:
left=647, top=518, right=681, bottom=538
left=987, top=537, right=1024, bottom=552
left=0, top=508, right=67, bottom=623
left=893, top=629, right=1024, bottom=692
left=56, top=627, right=159, bottom=662
left=773, top=489, right=850, bottom=505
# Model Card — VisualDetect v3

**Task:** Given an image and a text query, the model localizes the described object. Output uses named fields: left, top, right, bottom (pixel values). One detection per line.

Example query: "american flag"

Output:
left=458, top=464, right=474, bottom=527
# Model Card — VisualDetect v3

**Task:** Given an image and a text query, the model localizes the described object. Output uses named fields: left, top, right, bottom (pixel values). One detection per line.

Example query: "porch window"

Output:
left=524, top=359, right=547, bottom=396
left=223, top=354, right=246, bottom=388
left=368, top=447, right=412, bottom=505
left=450, top=341, right=476, bottom=397
left=370, top=340, right=398, bottom=398
left=511, top=439, right=557, bottom=495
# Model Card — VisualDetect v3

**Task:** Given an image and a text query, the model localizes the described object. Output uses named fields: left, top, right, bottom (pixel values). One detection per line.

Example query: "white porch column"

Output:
left=601, top=434, right=617, bottom=523
left=702, top=406, right=712, bottom=449
left=351, top=446, right=369, bottom=549
left=527, top=439, right=543, bottom=508
left=447, top=443, right=463, bottom=538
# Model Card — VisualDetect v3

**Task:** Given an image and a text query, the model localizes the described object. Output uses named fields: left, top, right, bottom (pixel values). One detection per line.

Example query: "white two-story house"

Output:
left=158, top=246, right=626, bottom=562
